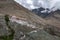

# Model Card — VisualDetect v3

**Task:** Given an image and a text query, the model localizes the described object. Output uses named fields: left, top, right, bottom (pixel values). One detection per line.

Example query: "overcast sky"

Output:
left=14, top=0, right=60, bottom=11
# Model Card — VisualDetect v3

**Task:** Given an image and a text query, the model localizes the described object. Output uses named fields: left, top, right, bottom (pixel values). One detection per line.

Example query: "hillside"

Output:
left=0, top=0, right=60, bottom=40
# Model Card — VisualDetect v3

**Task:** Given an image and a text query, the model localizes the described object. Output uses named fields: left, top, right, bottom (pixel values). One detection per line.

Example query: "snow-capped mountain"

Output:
left=32, top=7, right=52, bottom=18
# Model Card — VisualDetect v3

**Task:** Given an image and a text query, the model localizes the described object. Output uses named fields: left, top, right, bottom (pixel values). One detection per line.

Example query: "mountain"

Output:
left=32, top=7, right=60, bottom=27
left=32, top=7, right=60, bottom=37
left=0, top=0, right=46, bottom=25
left=0, top=0, right=60, bottom=40
left=32, top=7, right=51, bottom=18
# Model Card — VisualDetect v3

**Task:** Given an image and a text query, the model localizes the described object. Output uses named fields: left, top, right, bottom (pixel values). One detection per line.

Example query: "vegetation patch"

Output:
left=0, top=14, right=15, bottom=40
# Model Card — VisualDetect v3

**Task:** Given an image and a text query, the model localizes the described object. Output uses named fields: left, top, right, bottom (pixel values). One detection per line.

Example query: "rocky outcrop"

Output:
left=44, top=25, right=60, bottom=37
left=0, top=14, right=60, bottom=40
left=24, top=29, right=60, bottom=40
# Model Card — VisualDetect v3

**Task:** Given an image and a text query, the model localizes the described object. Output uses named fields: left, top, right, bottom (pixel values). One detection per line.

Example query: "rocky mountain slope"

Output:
left=0, top=0, right=60, bottom=40
left=32, top=7, right=50, bottom=18
left=32, top=7, right=60, bottom=27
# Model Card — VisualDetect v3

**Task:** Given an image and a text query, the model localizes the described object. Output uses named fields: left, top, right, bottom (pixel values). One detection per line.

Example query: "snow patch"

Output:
left=41, top=10, right=51, bottom=13
left=28, top=30, right=37, bottom=34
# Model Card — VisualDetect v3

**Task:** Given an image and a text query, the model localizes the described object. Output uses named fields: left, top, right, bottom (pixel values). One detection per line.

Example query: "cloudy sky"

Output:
left=14, top=0, right=60, bottom=11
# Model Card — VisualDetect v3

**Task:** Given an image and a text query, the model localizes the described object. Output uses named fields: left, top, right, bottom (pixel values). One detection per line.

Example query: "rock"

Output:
left=23, top=29, right=60, bottom=40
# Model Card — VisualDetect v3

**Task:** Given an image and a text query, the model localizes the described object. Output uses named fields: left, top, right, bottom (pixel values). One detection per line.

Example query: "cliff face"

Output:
left=0, top=0, right=60, bottom=40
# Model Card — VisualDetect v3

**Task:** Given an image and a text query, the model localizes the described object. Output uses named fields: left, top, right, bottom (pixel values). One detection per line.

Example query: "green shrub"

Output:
left=4, top=15, right=10, bottom=25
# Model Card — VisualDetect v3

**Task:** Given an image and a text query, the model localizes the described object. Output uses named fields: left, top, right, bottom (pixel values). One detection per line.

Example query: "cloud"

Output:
left=14, top=0, right=60, bottom=11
